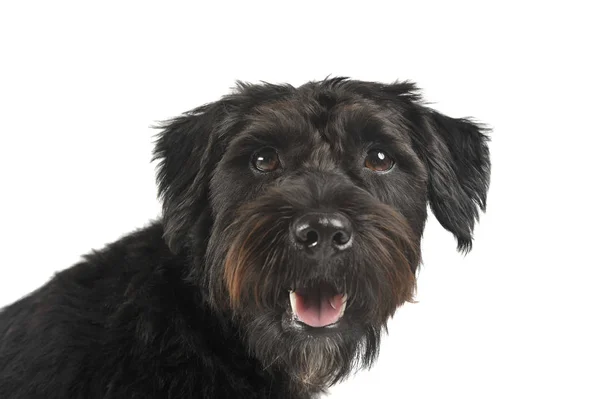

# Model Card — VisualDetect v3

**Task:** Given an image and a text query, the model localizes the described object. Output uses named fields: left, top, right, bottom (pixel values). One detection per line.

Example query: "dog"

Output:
left=0, top=77, right=490, bottom=398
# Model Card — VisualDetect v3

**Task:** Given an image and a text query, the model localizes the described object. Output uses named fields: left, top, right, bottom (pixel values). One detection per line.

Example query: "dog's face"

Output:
left=154, top=78, right=490, bottom=390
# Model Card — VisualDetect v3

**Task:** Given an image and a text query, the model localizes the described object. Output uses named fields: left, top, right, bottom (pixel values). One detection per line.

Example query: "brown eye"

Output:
left=365, top=149, right=394, bottom=172
left=252, top=148, right=281, bottom=172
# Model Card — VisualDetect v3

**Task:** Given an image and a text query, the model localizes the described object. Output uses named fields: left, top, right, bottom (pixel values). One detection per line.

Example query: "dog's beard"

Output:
left=203, top=183, right=420, bottom=389
left=243, top=310, right=381, bottom=390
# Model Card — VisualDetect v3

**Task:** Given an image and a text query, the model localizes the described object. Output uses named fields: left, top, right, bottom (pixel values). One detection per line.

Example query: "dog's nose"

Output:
left=292, top=213, right=353, bottom=255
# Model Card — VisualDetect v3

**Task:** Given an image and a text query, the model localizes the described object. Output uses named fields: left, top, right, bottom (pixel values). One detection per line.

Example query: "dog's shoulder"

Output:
left=0, top=223, right=305, bottom=398
left=0, top=223, right=174, bottom=396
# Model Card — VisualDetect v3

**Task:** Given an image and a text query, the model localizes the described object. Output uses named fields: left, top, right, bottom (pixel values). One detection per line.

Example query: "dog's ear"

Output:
left=374, top=81, right=490, bottom=251
left=416, top=107, right=490, bottom=252
left=153, top=102, right=226, bottom=254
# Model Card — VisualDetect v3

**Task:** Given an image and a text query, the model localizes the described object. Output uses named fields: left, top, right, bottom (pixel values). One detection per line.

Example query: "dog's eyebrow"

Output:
left=337, top=111, right=405, bottom=148
left=359, top=126, right=400, bottom=145
left=227, top=126, right=294, bottom=152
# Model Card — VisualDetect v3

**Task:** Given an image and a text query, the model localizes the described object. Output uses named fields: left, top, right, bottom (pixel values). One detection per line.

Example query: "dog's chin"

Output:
left=249, top=321, right=373, bottom=391
left=241, top=283, right=380, bottom=391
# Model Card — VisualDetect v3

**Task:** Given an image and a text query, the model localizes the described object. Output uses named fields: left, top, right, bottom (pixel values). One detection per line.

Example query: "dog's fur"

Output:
left=0, top=78, right=490, bottom=398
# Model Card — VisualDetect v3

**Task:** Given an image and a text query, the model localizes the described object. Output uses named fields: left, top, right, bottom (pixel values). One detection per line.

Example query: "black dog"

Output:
left=0, top=78, right=490, bottom=398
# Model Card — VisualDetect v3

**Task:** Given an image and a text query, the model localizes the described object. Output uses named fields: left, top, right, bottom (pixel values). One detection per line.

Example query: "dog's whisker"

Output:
left=262, top=354, right=282, bottom=371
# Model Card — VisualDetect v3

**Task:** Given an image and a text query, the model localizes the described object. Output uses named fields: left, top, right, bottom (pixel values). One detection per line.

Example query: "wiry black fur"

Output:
left=0, top=78, right=490, bottom=398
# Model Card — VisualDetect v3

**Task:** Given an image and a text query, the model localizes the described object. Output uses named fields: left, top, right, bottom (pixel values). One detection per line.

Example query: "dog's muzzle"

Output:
left=287, top=212, right=352, bottom=328
left=218, top=172, right=418, bottom=332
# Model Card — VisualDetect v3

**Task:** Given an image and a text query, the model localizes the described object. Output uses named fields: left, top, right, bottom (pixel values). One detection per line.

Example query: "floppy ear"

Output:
left=153, top=103, right=225, bottom=254
left=418, top=108, right=491, bottom=252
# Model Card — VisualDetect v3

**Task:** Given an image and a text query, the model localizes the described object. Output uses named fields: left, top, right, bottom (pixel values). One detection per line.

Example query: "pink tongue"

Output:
left=295, top=289, right=344, bottom=328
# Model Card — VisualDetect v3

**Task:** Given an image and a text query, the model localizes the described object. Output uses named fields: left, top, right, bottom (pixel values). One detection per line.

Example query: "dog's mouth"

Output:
left=288, top=282, right=347, bottom=328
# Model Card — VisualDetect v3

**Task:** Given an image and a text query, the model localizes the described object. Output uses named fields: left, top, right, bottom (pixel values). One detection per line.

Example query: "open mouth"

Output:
left=288, top=282, right=347, bottom=328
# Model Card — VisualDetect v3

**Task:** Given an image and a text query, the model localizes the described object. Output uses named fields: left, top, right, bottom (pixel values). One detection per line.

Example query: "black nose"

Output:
left=292, top=213, right=353, bottom=256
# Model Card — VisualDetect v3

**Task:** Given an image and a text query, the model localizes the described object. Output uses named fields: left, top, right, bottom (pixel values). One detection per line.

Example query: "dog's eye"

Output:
left=364, top=149, right=394, bottom=172
left=252, top=148, right=281, bottom=172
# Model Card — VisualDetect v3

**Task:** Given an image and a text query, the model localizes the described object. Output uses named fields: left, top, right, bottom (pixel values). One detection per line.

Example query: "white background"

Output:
left=1, top=1, right=599, bottom=398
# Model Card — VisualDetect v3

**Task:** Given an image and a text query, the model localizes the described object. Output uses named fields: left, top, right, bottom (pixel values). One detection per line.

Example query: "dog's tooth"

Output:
left=339, top=294, right=348, bottom=317
left=289, top=291, right=298, bottom=316
left=329, top=297, right=337, bottom=310
left=330, top=294, right=348, bottom=313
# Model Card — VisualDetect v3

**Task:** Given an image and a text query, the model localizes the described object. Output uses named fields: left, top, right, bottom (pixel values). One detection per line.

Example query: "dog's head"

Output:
left=154, top=78, right=490, bottom=390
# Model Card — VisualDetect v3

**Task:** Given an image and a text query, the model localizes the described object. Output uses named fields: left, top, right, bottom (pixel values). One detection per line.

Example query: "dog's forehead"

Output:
left=243, top=92, right=401, bottom=159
